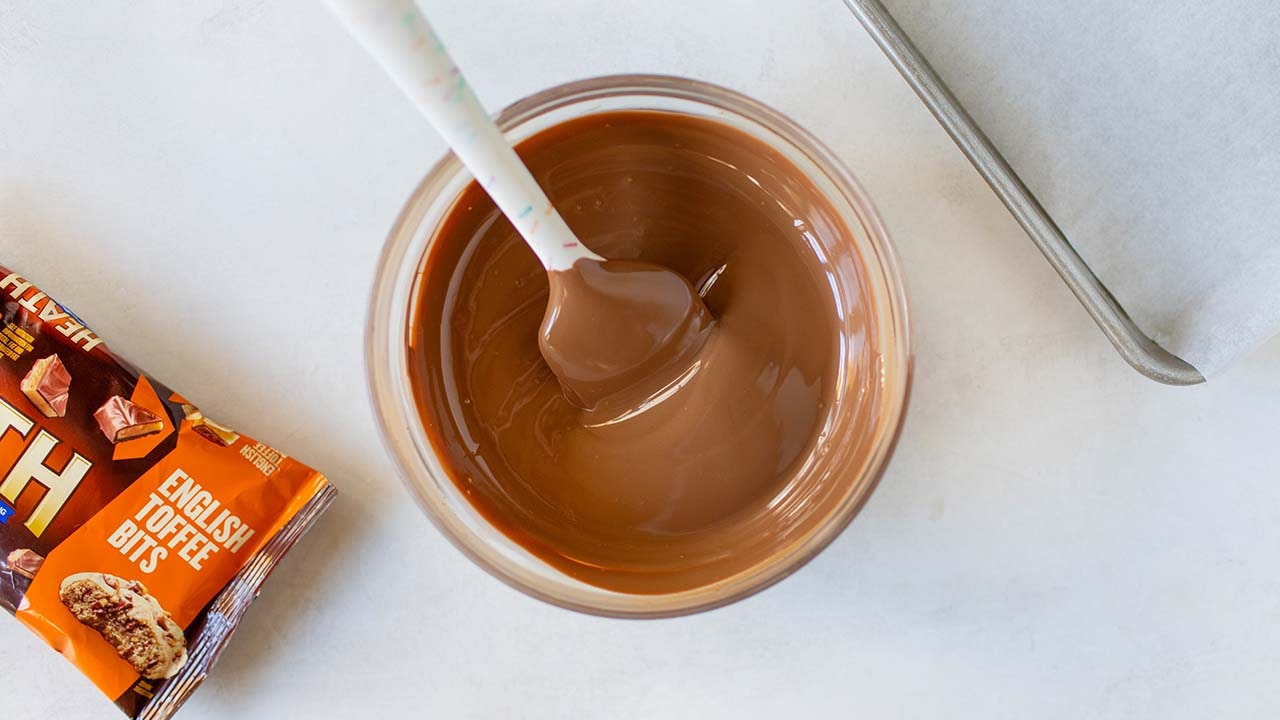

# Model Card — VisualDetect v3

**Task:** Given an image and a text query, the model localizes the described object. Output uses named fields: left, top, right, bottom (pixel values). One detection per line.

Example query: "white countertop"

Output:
left=3, top=1, right=1279, bottom=718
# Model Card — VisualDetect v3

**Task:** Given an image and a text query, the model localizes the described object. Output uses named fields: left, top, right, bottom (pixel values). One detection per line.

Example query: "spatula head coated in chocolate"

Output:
left=538, top=258, right=714, bottom=420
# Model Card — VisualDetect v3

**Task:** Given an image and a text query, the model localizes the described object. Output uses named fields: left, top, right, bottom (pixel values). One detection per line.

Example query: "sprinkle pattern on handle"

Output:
left=326, top=0, right=601, bottom=271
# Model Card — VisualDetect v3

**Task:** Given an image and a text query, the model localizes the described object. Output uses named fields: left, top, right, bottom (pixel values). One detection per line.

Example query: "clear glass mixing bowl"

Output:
left=367, top=74, right=912, bottom=617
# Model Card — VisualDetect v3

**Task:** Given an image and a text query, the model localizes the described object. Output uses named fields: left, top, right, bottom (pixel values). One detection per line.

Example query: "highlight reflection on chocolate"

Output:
left=94, top=395, right=164, bottom=444
left=21, top=354, right=71, bottom=418
left=410, top=110, right=882, bottom=594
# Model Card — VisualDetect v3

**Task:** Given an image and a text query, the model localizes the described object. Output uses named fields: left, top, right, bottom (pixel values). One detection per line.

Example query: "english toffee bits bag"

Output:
left=0, top=265, right=336, bottom=718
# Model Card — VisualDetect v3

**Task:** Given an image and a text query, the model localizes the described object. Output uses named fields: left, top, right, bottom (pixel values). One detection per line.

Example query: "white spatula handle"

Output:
left=326, top=0, right=601, bottom=271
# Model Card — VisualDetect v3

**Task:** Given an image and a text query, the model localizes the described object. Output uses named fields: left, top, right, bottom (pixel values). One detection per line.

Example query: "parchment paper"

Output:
left=880, top=0, right=1280, bottom=377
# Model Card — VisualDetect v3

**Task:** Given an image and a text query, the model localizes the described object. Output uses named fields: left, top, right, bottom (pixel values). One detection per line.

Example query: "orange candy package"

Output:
left=0, top=265, right=336, bottom=718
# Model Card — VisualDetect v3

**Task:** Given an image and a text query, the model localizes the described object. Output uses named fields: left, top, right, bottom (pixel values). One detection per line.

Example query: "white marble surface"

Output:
left=2, top=1, right=1279, bottom=718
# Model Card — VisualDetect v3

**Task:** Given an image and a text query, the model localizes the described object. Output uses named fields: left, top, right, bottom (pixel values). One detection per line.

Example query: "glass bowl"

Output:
left=367, top=74, right=912, bottom=617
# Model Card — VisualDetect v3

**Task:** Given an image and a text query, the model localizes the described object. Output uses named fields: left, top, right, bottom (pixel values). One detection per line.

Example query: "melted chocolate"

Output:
left=409, top=110, right=878, bottom=594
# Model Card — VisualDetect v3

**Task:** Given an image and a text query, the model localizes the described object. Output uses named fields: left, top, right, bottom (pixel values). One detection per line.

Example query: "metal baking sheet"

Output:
left=843, top=0, right=1204, bottom=386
